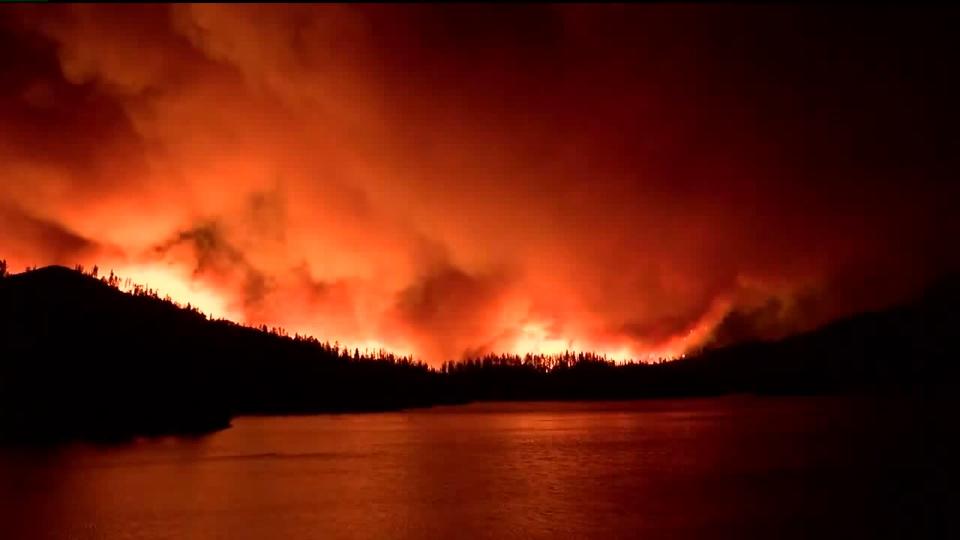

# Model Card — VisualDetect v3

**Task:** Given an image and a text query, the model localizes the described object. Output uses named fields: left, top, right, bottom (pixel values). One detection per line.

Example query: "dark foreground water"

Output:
left=1, top=396, right=957, bottom=540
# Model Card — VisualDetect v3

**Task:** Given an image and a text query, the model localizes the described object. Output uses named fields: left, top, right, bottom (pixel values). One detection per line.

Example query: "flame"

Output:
left=109, top=263, right=240, bottom=322
left=109, top=262, right=415, bottom=357
left=512, top=321, right=574, bottom=357
left=83, top=261, right=723, bottom=363
left=4, top=6, right=947, bottom=366
left=511, top=321, right=682, bottom=363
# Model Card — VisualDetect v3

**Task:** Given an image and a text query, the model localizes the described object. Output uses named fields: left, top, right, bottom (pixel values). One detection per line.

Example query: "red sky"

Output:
left=1, top=5, right=958, bottom=363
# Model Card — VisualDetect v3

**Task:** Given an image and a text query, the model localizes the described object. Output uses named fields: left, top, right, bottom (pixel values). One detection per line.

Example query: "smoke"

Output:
left=1, top=5, right=958, bottom=363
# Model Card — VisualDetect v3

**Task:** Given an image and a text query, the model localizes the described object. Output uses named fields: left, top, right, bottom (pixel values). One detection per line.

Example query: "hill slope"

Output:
left=442, top=276, right=960, bottom=400
left=0, top=266, right=438, bottom=441
left=1, top=266, right=957, bottom=441
left=679, top=275, right=960, bottom=395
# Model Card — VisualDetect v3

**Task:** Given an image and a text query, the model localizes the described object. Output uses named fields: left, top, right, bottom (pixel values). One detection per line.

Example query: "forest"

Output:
left=1, top=261, right=957, bottom=441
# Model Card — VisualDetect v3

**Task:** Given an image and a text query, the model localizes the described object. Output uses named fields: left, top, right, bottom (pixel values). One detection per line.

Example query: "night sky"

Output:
left=1, top=5, right=958, bottom=363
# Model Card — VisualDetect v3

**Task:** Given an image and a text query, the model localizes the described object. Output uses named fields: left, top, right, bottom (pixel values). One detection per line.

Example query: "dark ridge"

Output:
left=441, top=273, right=960, bottom=401
left=1, top=263, right=958, bottom=442
left=0, top=264, right=440, bottom=443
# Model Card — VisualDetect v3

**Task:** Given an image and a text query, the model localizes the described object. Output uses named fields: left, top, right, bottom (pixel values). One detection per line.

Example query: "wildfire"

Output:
left=109, top=262, right=240, bottom=322
left=512, top=322, right=574, bottom=357
left=511, top=321, right=686, bottom=363
left=77, top=261, right=715, bottom=364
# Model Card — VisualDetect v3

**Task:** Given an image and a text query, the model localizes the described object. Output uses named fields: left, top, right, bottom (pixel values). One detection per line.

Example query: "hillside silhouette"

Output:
left=1, top=263, right=957, bottom=441
left=442, top=276, right=960, bottom=401
left=0, top=264, right=439, bottom=442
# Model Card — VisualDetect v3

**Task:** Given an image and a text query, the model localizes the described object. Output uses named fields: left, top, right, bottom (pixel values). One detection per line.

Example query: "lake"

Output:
left=0, top=396, right=955, bottom=539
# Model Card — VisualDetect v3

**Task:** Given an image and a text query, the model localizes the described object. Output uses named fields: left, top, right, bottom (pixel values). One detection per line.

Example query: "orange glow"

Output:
left=511, top=322, right=574, bottom=357
left=509, top=321, right=685, bottom=363
left=1, top=5, right=955, bottom=365
left=110, top=263, right=240, bottom=323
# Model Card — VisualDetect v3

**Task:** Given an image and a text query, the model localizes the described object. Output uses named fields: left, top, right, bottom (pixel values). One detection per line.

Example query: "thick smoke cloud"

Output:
left=1, top=5, right=958, bottom=363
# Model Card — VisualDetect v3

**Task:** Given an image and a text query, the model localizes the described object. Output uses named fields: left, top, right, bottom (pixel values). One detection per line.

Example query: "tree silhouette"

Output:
left=1, top=261, right=958, bottom=442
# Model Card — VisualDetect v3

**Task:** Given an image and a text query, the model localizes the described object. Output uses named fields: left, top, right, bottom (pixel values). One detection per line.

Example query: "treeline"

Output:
left=0, top=265, right=440, bottom=441
left=437, top=353, right=713, bottom=401
left=64, top=261, right=415, bottom=361
left=439, top=272, right=960, bottom=399
left=1, top=263, right=958, bottom=441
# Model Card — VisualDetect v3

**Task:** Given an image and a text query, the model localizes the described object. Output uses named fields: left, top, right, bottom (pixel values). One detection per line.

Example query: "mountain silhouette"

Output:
left=0, top=265, right=438, bottom=442
left=669, top=275, right=960, bottom=395
left=1, top=265, right=957, bottom=441
left=443, top=276, right=960, bottom=401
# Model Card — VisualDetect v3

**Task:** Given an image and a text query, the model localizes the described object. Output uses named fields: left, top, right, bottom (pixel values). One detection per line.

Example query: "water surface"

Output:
left=0, top=396, right=954, bottom=539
